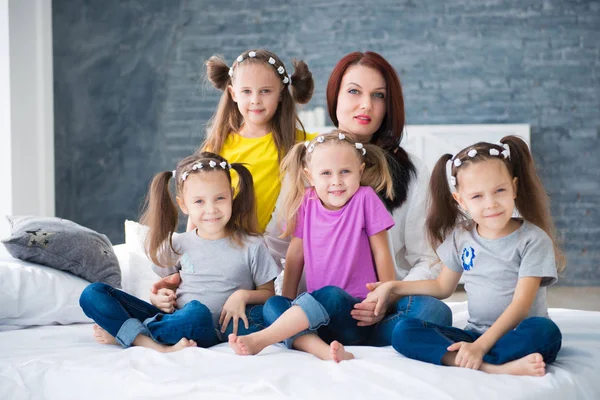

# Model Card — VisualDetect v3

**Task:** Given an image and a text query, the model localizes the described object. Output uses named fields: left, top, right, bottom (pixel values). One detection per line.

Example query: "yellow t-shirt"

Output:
left=221, top=130, right=317, bottom=232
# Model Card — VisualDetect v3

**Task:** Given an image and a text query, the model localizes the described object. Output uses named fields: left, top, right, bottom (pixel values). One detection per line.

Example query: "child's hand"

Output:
left=149, top=288, right=177, bottom=313
left=364, top=281, right=393, bottom=316
left=447, top=342, right=486, bottom=370
left=151, top=273, right=181, bottom=294
left=219, top=291, right=248, bottom=335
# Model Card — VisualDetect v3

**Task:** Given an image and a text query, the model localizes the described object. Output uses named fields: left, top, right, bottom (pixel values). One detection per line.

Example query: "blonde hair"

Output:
left=280, top=130, right=394, bottom=237
left=426, top=135, right=566, bottom=273
left=202, top=49, right=314, bottom=160
left=140, top=152, right=260, bottom=267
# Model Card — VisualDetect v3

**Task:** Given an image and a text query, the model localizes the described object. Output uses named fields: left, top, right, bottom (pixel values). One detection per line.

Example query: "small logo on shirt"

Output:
left=180, top=253, right=195, bottom=273
left=461, top=246, right=476, bottom=271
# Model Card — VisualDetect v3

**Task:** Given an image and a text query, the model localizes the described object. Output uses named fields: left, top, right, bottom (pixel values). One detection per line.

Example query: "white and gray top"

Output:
left=437, top=220, right=558, bottom=333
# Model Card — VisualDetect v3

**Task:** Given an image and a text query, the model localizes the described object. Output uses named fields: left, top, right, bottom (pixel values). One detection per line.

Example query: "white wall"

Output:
left=0, top=0, right=54, bottom=238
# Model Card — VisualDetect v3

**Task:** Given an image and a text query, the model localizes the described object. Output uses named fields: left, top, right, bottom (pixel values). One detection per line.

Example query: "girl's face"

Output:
left=452, top=158, right=519, bottom=239
left=176, top=171, right=233, bottom=240
left=304, top=142, right=365, bottom=211
left=335, top=65, right=387, bottom=143
left=228, top=63, right=282, bottom=134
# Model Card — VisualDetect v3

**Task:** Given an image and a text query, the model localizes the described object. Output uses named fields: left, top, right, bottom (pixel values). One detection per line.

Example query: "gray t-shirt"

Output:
left=153, top=231, right=280, bottom=327
left=437, top=220, right=558, bottom=333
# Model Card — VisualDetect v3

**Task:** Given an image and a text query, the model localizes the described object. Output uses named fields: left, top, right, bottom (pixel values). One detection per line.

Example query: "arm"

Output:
left=220, top=280, right=275, bottom=334
left=230, top=280, right=275, bottom=305
left=281, top=237, right=304, bottom=299
left=369, top=230, right=396, bottom=282
left=448, top=277, right=542, bottom=369
left=366, top=265, right=462, bottom=316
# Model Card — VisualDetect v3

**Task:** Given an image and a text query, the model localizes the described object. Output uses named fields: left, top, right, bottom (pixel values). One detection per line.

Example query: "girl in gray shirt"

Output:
left=362, top=136, right=565, bottom=377
left=80, top=152, right=279, bottom=352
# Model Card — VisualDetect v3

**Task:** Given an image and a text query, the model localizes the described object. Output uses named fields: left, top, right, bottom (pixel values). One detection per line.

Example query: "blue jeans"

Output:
left=392, top=316, right=562, bottom=365
left=263, top=285, right=452, bottom=347
left=79, top=282, right=265, bottom=348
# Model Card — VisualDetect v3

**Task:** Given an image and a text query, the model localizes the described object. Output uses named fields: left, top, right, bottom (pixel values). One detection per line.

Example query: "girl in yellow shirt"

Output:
left=200, top=49, right=316, bottom=232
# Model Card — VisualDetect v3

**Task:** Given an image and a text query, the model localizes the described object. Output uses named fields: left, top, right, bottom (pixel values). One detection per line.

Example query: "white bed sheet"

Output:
left=1, top=302, right=599, bottom=400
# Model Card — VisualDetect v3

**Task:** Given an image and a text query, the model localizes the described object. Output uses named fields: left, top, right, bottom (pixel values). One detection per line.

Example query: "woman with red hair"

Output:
left=261, top=52, right=453, bottom=352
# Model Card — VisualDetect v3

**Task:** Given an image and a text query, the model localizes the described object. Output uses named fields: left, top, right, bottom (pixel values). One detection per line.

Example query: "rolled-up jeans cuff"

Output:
left=283, top=293, right=330, bottom=348
left=116, top=318, right=152, bottom=348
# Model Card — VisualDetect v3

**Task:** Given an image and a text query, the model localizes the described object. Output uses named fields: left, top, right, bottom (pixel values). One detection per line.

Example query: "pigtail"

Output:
left=361, top=143, right=395, bottom=201
left=202, top=56, right=243, bottom=155
left=426, top=154, right=466, bottom=248
left=280, top=142, right=310, bottom=237
left=205, top=55, right=231, bottom=91
left=229, top=163, right=261, bottom=244
left=500, top=136, right=566, bottom=272
left=140, top=171, right=179, bottom=267
left=289, top=59, right=314, bottom=105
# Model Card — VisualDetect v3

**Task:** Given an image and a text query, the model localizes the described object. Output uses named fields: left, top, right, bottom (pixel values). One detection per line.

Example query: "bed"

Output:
left=1, top=242, right=600, bottom=400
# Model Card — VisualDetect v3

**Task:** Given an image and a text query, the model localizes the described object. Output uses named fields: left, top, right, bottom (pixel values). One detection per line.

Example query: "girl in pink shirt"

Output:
left=229, top=131, right=396, bottom=361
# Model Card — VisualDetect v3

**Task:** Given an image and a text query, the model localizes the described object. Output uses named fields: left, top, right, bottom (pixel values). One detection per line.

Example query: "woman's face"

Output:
left=335, top=65, right=387, bottom=143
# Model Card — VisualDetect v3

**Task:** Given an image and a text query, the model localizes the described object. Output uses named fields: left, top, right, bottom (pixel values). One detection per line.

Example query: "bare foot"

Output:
left=330, top=340, right=355, bottom=363
left=92, top=324, right=117, bottom=345
left=228, top=333, right=266, bottom=356
left=481, top=353, right=546, bottom=376
left=162, top=338, right=197, bottom=353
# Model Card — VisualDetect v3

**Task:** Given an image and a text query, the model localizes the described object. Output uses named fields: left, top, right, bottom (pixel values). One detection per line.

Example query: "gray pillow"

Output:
left=1, top=216, right=121, bottom=288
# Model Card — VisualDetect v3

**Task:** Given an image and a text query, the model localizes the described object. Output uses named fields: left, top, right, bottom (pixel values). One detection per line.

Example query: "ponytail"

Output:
left=426, top=154, right=466, bottom=248
left=228, top=163, right=261, bottom=245
left=500, top=136, right=566, bottom=272
left=280, top=142, right=310, bottom=237
left=361, top=143, right=394, bottom=201
left=140, top=171, right=180, bottom=267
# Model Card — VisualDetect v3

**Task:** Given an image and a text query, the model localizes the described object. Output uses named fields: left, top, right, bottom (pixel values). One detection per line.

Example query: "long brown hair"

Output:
left=426, top=136, right=566, bottom=272
left=202, top=49, right=314, bottom=160
left=326, top=51, right=415, bottom=210
left=140, top=152, right=260, bottom=267
left=280, top=130, right=394, bottom=237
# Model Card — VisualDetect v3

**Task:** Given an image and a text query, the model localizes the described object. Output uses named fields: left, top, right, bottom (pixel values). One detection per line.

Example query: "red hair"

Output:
left=326, top=51, right=406, bottom=148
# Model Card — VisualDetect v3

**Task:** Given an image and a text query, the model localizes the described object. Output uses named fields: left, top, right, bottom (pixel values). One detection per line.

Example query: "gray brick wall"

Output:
left=53, top=0, right=599, bottom=285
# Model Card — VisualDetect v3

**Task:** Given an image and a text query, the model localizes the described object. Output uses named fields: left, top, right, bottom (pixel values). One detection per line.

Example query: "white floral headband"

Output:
left=447, top=142, right=511, bottom=187
left=304, top=132, right=367, bottom=156
left=228, top=51, right=292, bottom=85
left=177, top=160, right=231, bottom=182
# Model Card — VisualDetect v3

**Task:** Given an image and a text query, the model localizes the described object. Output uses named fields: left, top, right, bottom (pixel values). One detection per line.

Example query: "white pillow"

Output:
left=123, top=220, right=170, bottom=302
left=0, top=242, right=131, bottom=331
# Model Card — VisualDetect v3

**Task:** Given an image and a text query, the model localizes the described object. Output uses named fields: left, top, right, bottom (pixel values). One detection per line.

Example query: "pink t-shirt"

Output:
left=294, top=186, right=395, bottom=299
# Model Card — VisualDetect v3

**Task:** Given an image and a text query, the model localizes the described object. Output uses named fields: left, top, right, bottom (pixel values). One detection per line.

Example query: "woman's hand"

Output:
left=351, top=301, right=386, bottom=326
left=364, top=281, right=395, bottom=316
left=151, top=272, right=181, bottom=294
left=219, top=290, right=248, bottom=335
left=149, top=288, right=177, bottom=313
left=149, top=273, right=181, bottom=313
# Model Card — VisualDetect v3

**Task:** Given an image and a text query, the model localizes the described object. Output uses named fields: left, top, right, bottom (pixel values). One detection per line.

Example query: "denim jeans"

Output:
left=263, top=285, right=453, bottom=347
left=79, top=282, right=265, bottom=348
left=392, top=316, right=562, bottom=365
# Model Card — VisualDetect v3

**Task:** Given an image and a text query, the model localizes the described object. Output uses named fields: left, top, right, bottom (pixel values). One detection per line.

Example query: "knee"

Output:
left=181, top=300, right=211, bottom=323
left=311, top=286, right=351, bottom=310
left=521, top=317, right=562, bottom=343
left=264, top=295, right=290, bottom=321
left=391, top=317, right=422, bottom=353
left=79, top=282, right=111, bottom=310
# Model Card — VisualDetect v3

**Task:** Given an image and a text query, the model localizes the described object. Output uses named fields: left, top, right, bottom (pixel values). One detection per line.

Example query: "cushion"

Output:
left=124, top=220, right=169, bottom=302
left=1, top=216, right=121, bottom=288
left=0, top=243, right=130, bottom=331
